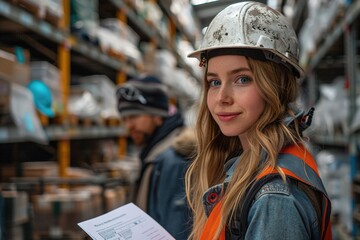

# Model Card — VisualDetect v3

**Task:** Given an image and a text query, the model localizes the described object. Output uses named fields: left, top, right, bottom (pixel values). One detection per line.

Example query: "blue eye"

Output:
left=208, top=79, right=221, bottom=87
left=236, top=76, right=251, bottom=84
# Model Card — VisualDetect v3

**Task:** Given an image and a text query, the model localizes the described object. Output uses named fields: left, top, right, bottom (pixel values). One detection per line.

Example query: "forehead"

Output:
left=124, top=114, right=152, bottom=121
left=207, top=55, right=250, bottom=72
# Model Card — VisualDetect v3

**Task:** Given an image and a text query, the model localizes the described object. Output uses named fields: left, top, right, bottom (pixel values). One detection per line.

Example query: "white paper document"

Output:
left=78, top=202, right=175, bottom=240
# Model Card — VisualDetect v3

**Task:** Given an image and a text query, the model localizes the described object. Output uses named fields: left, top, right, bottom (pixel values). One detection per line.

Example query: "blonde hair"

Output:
left=185, top=57, right=303, bottom=239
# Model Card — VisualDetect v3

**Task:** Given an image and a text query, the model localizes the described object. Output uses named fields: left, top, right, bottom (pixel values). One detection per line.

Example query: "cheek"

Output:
left=243, top=87, right=266, bottom=116
left=138, top=119, right=156, bottom=133
left=206, top=91, right=215, bottom=110
left=250, top=93, right=266, bottom=117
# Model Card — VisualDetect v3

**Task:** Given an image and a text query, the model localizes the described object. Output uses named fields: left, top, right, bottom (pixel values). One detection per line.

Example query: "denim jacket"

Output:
left=202, top=156, right=321, bottom=240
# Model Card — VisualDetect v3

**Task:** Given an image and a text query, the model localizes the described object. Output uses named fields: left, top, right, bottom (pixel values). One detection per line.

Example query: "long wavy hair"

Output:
left=185, top=56, right=304, bottom=239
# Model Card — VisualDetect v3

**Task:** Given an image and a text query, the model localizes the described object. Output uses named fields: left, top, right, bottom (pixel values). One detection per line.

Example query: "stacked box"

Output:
left=0, top=48, right=30, bottom=86
left=22, top=161, right=58, bottom=178
left=30, top=61, right=63, bottom=115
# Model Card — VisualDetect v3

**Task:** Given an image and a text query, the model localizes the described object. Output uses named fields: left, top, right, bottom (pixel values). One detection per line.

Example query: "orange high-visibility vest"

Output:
left=200, top=144, right=332, bottom=240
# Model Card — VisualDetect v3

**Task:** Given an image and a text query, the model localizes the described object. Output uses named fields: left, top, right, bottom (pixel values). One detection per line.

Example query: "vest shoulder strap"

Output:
left=232, top=145, right=332, bottom=240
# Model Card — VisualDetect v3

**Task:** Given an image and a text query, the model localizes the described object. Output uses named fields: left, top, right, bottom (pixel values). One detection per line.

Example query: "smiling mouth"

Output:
left=217, top=113, right=239, bottom=122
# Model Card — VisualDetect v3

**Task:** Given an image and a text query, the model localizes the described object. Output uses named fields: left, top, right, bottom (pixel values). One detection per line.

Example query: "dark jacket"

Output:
left=135, top=113, right=184, bottom=211
left=148, top=127, right=195, bottom=240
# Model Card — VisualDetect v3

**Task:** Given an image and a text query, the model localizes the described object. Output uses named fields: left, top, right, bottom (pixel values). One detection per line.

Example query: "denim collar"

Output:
left=224, top=150, right=268, bottom=182
left=224, top=156, right=241, bottom=182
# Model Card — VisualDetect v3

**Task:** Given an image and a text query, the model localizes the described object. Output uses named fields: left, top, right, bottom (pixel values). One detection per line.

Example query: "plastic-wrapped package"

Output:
left=69, top=75, right=120, bottom=119
left=170, top=0, right=201, bottom=39
left=101, top=19, right=140, bottom=46
left=152, top=49, right=200, bottom=104
left=96, top=26, right=142, bottom=64
left=176, top=39, right=204, bottom=79
left=68, top=89, right=100, bottom=118
left=30, top=61, right=63, bottom=115
left=10, top=83, right=48, bottom=143
left=141, top=1, right=163, bottom=27
left=299, top=0, right=347, bottom=66
left=148, top=49, right=201, bottom=126
left=96, top=27, right=121, bottom=53
left=70, top=0, right=99, bottom=45
left=20, top=0, right=46, bottom=18
left=46, top=0, right=63, bottom=19
left=311, top=77, right=349, bottom=136
left=154, top=50, right=177, bottom=69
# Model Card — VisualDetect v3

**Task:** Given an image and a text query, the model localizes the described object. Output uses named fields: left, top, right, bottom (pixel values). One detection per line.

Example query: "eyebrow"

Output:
left=206, top=67, right=252, bottom=77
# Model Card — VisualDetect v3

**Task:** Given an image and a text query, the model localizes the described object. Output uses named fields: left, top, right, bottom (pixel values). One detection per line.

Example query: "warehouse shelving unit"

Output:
left=0, top=0, right=201, bottom=238
left=0, top=0, right=201, bottom=166
left=300, top=0, right=360, bottom=238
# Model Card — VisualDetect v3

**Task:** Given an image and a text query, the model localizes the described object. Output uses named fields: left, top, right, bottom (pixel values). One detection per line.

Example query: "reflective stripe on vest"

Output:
left=200, top=144, right=332, bottom=240
left=200, top=201, right=225, bottom=240
left=258, top=145, right=332, bottom=240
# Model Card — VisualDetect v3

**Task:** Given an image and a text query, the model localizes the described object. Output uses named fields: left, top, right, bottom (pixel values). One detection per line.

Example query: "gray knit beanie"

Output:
left=116, top=75, right=169, bottom=118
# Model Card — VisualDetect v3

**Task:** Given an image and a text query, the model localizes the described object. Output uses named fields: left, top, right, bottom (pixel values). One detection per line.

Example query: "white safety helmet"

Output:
left=188, top=1, right=303, bottom=78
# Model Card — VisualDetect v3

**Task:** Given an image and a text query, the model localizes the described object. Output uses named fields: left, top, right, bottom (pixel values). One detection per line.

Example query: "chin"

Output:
left=132, top=138, right=144, bottom=146
left=219, top=127, right=244, bottom=137
left=220, top=131, right=240, bottom=137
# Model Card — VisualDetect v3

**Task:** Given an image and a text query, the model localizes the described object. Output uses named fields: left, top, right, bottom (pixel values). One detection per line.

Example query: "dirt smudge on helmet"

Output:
left=213, top=25, right=227, bottom=43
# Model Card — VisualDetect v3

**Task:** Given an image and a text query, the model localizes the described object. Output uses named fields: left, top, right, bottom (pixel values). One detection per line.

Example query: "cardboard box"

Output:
left=0, top=48, right=30, bottom=86
left=21, top=161, right=58, bottom=178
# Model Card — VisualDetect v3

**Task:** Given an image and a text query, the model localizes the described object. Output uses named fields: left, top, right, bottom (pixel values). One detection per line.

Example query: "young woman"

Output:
left=185, top=2, right=332, bottom=240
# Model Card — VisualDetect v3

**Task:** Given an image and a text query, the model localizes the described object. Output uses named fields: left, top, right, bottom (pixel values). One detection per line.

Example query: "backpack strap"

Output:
left=234, top=174, right=280, bottom=238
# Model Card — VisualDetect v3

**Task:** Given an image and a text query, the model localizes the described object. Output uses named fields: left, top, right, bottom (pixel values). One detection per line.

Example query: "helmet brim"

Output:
left=187, top=45, right=304, bottom=79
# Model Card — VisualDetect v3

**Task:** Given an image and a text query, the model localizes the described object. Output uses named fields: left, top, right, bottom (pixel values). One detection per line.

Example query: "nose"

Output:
left=218, top=85, right=233, bottom=104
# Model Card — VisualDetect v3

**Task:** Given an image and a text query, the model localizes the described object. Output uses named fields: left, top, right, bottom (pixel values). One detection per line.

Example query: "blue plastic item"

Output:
left=27, top=80, right=55, bottom=117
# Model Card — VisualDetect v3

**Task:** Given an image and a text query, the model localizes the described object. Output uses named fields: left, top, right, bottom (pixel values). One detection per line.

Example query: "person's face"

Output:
left=206, top=55, right=265, bottom=148
left=122, top=115, right=162, bottom=146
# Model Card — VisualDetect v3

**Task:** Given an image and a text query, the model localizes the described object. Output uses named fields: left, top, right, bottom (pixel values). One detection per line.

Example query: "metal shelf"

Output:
left=310, top=134, right=349, bottom=147
left=306, top=0, right=360, bottom=73
left=0, top=0, right=66, bottom=43
left=0, top=0, right=137, bottom=76
left=71, top=37, right=137, bottom=76
left=109, top=0, right=157, bottom=40
left=0, top=125, right=127, bottom=144
left=157, top=0, right=198, bottom=48
left=109, top=0, right=200, bottom=82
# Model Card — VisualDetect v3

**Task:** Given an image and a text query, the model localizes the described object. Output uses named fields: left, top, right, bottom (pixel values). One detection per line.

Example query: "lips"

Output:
left=217, top=112, right=240, bottom=122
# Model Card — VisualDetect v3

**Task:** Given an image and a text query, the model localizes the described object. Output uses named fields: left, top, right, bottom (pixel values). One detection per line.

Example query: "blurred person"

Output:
left=148, top=127, right=195, bottom=240
left=185, top=2, right=332, bottom=240
left=116, top=75, right=191, bottom=239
